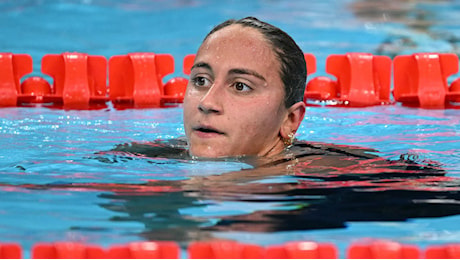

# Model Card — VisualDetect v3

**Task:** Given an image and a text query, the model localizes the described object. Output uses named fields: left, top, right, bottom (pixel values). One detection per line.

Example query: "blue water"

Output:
left=1, top=0, right=460, bottom=258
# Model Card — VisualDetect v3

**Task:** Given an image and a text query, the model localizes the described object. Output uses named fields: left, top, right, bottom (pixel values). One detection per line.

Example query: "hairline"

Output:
left=202, top=18, right=305, bottom=108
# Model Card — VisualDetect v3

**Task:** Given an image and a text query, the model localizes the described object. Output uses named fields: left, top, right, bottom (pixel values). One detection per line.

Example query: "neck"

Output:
left=259, top=138, right=287, bottom=158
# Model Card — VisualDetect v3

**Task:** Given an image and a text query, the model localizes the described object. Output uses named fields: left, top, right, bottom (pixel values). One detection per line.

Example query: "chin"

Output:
left=189, top=146, right=227, bottom=158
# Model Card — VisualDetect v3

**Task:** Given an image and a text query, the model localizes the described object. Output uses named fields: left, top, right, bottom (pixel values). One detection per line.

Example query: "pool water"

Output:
left=1, top=0, right=460, bottom=258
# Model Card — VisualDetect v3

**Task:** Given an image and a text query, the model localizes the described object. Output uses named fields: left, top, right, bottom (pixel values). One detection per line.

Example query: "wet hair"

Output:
left=203, top=17, right=307, bottom=108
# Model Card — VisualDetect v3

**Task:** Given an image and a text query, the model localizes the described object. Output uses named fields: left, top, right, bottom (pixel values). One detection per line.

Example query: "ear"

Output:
left=280, top=101, right=306, bottom=139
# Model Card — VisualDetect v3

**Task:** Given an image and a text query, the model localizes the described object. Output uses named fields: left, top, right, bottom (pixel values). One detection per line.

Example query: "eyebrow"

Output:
left=228, top=68, right=266, bottom=82
left=190, top=62, right=212, bottom=71
left=190, top=62, right=266, bottom=82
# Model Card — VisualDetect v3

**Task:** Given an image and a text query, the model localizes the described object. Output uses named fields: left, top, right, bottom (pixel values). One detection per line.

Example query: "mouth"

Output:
left=192, top=125, right=225, bottom=135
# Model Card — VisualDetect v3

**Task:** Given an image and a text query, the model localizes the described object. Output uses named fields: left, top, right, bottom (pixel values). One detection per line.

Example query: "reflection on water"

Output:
left=9, top=140, right=460, bottom=246
left=349, top=0, right=460, bottom=57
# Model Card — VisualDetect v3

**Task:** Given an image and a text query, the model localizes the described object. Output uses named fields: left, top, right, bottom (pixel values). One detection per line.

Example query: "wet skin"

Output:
left=183, top=24, right=305, bottom=158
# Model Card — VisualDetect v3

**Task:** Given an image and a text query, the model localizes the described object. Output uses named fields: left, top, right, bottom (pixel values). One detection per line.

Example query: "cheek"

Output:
left=234, top=102, right=284, bottom=133
left=183, top=91, right=198, bottom=128
left=183, top=88, right=198, bottom=113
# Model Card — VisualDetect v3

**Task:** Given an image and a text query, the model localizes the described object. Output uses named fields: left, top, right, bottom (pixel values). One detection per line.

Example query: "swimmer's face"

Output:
left=183, top=24, right=302, bottom=158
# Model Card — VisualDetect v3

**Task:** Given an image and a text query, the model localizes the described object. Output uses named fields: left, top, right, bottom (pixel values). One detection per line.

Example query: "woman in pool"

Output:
left=109, top=16, right=442, bottom=182
left=111, top=17, right=377, bottom=168
left=113, top=16, right=309, bottom=162
left=183, top=16, right=306, bottom=159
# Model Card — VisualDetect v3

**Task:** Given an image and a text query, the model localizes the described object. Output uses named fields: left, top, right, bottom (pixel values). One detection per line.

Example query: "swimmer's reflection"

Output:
left=71, top=139, right=460, bottom=243
left=5, top=139, right=459, bottom=244
left=93, top=162, right=459, bottom=244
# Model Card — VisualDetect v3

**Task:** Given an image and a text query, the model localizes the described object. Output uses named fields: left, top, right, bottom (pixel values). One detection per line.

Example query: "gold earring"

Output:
left=283, top=132, right=295, bottom=146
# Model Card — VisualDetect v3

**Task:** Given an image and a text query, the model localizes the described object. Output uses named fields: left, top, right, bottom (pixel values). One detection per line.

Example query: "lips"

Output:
left=192, top=125, right=225, bottom=135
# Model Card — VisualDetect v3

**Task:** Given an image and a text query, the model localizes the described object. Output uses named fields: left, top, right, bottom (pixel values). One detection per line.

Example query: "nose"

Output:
left=198, top=84, right=223, bottom=115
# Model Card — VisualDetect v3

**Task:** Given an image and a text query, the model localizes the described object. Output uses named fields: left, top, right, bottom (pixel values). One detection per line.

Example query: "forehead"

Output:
left=202, top=24, right=269, bottom=50
left=196, top=24, right=280, bottom=74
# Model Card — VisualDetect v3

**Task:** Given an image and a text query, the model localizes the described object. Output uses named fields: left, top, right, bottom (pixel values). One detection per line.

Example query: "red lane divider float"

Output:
left=0, top=53, right=33, bottom=106
left=41, top=53, right=108, bottom=106
left=109, top=53, right=185, bottom=108
left=0, top=243, right=22, bottom=259
left=305, top=53, right=392, bottom=107
left=265, top=241, right=337, bottom=259
left=32, top=242, right=105, bottom=259
left=425, top=244, right=460, bottom=259
left=4, top=240, right=460, bottom=258
left=1, top=52, right=460, bottom=109
left=30, top=241, right=178, bottom=259
left=347, top=240, right=420, bottom=259
left=394, top=53, right=460, bottom=109
left=106, top=241, right=180, bottom=259
left=188, top=241, right=264, bottom=259
left=0, top=52, right=189, bottom=109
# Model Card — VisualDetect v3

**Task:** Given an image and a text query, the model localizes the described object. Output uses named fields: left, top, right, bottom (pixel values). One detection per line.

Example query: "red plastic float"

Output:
left=347, top=240, right=420, bottom=259
left=393, top=53, right=460, bottom=108
left=2, top=52, right=460, bottom=109
left=20, top=76, right=51, bottom=103
left=188, top=241, right=264, bottom=259
left=0, top=53, right=33, bottom=106
left=31, top=242, right=105, bottom=259
left=182, top=54, right=195, bottom=76
left=9, top=240, right=460, bottom=258
left=0, top=243, right=22, bottom=259
left=304, top=53, right=317, bottom=76
left=106, top=241, right=180, bottom=259
left=162, top=54, right=195, bottom=102
left=41, top=53, right=108, bottom=106
left=0, top=52, right=108, bottom=108
left=265, top=241, right=337, bottom=259
left=425, top=244, right=460, bottom=259
left=305, top=53, right=392, bottom=107
left=109, top=52, right=185, bottom=108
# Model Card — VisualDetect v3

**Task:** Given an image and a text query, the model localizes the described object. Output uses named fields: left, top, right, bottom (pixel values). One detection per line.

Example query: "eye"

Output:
left=233, top=82, right=252, bottom=92
left=191, top=76, right=211, bottom=88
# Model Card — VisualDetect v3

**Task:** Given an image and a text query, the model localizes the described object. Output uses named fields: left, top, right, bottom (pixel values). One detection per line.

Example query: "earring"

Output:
left=283, top=132, right=295, bottom=146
